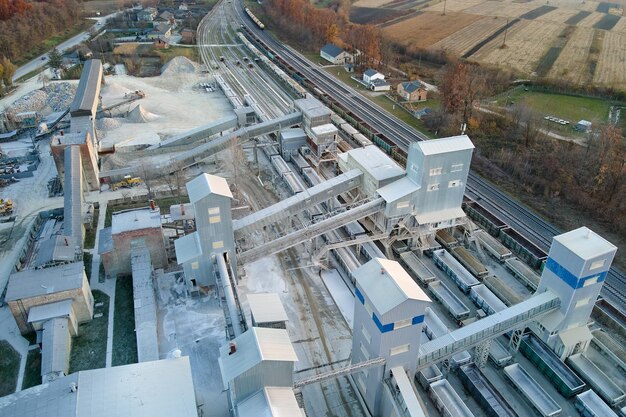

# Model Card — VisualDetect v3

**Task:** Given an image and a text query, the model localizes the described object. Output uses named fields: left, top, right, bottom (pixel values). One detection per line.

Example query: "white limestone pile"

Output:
left=127, top=104, right=159, bottom=123
left=160, top=56, right=198, bottom=76
left=97, top=118, right=122, bottom=130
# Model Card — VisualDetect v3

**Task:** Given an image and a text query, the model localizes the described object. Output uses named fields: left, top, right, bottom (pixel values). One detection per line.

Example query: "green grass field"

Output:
left=497, top=89, right=612, bottom=125
left=0, top=341, right=20, bottom=396
left=22, top=349, right=42, bottom=390
left=112, top=277, right=138, bottom=366
left=69, top=290, right=109, bottom=373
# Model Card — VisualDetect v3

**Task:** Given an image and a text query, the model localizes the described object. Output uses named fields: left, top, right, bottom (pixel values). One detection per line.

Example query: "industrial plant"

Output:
left=0, top=1, right=624, bottom=417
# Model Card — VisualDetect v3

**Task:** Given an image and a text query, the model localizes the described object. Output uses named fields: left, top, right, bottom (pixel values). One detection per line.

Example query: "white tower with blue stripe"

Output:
left=533, top=227, right=617, bottom=359
left=351, top=258, right=431, bottom=415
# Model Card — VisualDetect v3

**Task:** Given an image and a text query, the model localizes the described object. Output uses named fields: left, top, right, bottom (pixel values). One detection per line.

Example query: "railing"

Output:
left=416, top=291, right=560, bottom=370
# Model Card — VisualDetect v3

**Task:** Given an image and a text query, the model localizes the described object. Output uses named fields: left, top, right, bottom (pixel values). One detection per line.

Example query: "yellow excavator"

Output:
left=111, top=175, right=142, bottom=191
left=0, top=198, right=14, bottom=215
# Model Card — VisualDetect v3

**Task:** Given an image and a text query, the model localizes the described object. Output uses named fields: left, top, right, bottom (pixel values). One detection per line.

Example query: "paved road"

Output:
left=12, top=11, right=121, bottom=83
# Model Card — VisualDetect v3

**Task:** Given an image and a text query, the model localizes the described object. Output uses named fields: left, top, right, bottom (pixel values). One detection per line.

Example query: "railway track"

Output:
left=203, top=1, right=625, bottom=312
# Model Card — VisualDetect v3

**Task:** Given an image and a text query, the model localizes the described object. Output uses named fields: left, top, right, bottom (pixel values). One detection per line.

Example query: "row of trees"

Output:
left=0, top=0, right=83, bottom=63
left=261, top=0, right=384, bottom=68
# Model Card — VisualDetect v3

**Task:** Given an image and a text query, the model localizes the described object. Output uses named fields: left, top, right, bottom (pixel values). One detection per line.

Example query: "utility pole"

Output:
left=442, top=0, right=447, bottom=15
left=501, top=17, right=510, bottom=49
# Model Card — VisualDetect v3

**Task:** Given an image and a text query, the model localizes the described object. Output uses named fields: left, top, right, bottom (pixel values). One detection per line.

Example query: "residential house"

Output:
left=159, top=10, right=175, bottom=21
left=149, top=22, right=173, bottom=40
left=363, top=68, right=384, bottom=84
left=370, top=78, right=391, bottom=92
left=154, top=38, right=170, bottom=49
left=397, top=80, right=427, bottom=102
left=320, top=43, right=352, bottom=64
left=137, top=7, right=157, bottom=22
left=181, top=28, right=196, bottom=44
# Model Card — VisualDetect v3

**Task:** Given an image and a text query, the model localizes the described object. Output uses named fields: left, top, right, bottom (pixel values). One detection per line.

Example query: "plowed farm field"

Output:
left=611, top=16, right=626, bottom=33
left=430, top=16, right=508, bottom=56
left=424, top=0, right=486, bottom=13
left=473, top=20, right=566, bottom=74
left=383, top=12, right=483, bottom=48
left=594, top=31, right=626, bottom=88
left=548, top=27, right=595, bottom=84
left=533, top=8, right=580, bottom=23
left=575, top=11, right=607, bottom=27
left=462, top=1, right=540, bottom=18
left=372, top=0, right=626, bottom=88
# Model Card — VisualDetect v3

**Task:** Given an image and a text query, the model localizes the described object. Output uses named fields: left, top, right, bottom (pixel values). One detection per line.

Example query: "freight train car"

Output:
left=244, top=7, right=265, bottom=29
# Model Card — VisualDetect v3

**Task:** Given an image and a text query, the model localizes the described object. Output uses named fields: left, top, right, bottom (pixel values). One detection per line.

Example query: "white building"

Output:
left=219, top=327, right=298, bottom=408
left=320, top=43, right=352, bottom=64
left=363, top=69, right=384, bottom=84
left=175, top=173, right=234, bottom=291
left=351, top=257, right=431, bottom=415
left=0, top=357, right=199, bottom=417
left=532, top=227, right=617, bottom=359
left=405, top=135, right=474, bottom=229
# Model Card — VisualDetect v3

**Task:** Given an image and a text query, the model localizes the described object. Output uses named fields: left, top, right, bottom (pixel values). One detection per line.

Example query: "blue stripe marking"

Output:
left=545, top=258, right=607, bottom=289
left=372, top=313, right=394, bottom=333
left=355, top=287, right=364, bottom=304
left=412, top=315, right=424, bottom=325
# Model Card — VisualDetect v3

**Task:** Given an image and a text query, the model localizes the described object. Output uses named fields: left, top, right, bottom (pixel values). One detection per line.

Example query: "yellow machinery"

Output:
left=111, top=175, right=142, bottom=191
left=0, top=198, right=14, bottom=215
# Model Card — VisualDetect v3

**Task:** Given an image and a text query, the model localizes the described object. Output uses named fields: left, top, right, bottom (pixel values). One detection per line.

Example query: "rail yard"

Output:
left=0, top=1, right=624, bottom=417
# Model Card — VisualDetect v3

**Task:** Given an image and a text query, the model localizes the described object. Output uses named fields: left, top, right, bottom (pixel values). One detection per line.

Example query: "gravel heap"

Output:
left=161, top=56, right=198, bottom=76
left=7, top=82, right=76, bottom=115
left=127, top=104, right=159, bottom=123
left=97, top=118, right=122, bottom=131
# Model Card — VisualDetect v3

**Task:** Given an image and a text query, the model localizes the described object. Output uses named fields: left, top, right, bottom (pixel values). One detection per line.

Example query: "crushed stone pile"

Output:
left=161, top=56, right=198, bottom=76
left=97, top=118, right=122, bottom=131
left=7, top=82, right=76, bottom=116
left=127, top=104, right=159, bottom=123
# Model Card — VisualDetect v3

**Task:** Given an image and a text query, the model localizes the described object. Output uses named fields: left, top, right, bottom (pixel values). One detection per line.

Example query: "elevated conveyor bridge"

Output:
left=99, top=112, right=302, bottom=179
left=416, top=290, right=560, bottom=371
left=233, top=169, right=364, bottom=236
left=238, top=197, right=385, bottom=264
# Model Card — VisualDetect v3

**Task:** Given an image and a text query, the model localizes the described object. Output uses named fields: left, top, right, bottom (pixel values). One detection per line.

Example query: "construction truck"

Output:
left=111, top=175, right=142, bottom=191
left=0, top=198, right=14, bottom=215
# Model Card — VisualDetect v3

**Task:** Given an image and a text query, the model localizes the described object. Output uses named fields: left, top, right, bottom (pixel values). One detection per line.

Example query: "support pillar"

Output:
left=474, top=339, right=491, bottom=368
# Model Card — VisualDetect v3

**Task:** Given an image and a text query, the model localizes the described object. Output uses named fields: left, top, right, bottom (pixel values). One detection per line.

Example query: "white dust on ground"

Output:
left=98, top=56, right=234, bottom=148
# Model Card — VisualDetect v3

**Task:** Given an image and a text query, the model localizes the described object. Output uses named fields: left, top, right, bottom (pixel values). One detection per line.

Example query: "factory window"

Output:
left=590, top=259, right=605, bottom=270
left=396, top=201, right=409, bottom=209
left=448, top=180, right=460, bottom=188
left=209, top=215, right=221, bottom=224
left=428, top=183, right=439, bottom=191
left=191, top=262, right=199, bottom=270
left=208, top=207, right=220, bottom=215
left=583, top=276, right=599, bottom=287
left=451, top=163, right=464, bottom=172
left=395, top=318, right=411, bottom=330
left=361, top=324, right=371, bottom=344
left=212, top=241, right=224, bottom=249
left=390, top=344, right=409, bottom=356
left=429, top=167, right=442, bottom=176
left=575, top=297, right=591, bottom=308
left=360, top=343, right=370, bottom=361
